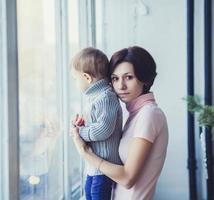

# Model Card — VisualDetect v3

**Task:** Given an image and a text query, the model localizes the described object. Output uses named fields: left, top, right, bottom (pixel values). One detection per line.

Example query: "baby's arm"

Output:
left=78, top=96, right=119, bottom=142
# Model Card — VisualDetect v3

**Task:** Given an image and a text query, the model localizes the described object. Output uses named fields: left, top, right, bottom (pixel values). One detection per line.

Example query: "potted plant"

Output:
left=184, top=95, right=214, bottom=182
left=184, top=95, right=214, bottom=136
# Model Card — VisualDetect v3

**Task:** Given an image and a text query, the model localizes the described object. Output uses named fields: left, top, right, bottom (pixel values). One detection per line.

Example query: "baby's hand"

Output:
left=73, top=114, right=85, bottom=127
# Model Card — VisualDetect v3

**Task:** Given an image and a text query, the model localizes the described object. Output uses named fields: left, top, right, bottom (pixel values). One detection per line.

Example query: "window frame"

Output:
left=55, top=0, right=71, bottom=199
left=0, top=0, right=7, bottom=199
left=1, top=0, right=20, bottom=200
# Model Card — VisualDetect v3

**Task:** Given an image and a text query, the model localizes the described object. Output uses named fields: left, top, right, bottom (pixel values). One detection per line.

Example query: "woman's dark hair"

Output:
left=109, top=46, right=157, bottom=93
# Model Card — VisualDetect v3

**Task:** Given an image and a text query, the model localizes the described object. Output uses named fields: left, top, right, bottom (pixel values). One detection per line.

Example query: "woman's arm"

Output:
left=72, top=127, right=152, bottom=189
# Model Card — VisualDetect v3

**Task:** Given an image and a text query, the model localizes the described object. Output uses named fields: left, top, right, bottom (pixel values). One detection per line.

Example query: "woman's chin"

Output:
left=119, top=97, right=130, bottom=103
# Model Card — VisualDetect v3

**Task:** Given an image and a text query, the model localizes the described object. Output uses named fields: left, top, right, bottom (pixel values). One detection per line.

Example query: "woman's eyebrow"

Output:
left=121, top=72, right=133, bottom=76
left=111, top=72, right=133, bottom=76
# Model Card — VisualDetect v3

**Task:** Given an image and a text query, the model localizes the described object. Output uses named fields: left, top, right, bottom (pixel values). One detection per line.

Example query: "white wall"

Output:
left=96, top=0, right=189, bottom=199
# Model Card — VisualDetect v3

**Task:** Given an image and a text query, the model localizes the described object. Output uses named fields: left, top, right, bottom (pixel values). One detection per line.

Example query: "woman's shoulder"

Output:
left=136, top=103, right=167, bottom=130
left=138, top=103, right=165, bottom=118
left=133, top=103, right=168, bottom=141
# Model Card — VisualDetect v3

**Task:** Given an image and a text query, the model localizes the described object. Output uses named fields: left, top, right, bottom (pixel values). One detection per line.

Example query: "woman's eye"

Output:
left=125, top=75, right=133, bottom=80
left=111, top=76, right=118, bottom=82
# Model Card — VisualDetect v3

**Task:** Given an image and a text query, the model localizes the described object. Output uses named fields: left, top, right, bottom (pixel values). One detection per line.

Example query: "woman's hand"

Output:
left=70, top=126, right=91, bottom=156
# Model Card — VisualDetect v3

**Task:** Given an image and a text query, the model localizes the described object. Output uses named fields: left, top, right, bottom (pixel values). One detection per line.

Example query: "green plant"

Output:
left=184, top=95, right=214, bottom=136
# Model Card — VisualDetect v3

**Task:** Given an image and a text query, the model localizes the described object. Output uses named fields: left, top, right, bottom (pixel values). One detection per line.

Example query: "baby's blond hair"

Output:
left=72, top=47, right=109, bottom=79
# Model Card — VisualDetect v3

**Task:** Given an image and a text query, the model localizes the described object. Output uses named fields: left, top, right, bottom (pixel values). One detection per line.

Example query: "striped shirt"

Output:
left=79, top=79, right=123, bottom=176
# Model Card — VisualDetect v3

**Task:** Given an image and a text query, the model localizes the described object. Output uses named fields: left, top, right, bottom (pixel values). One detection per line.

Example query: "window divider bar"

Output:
left=5, top=0, right=20, bottom=200
left=0, top=0, right=8, bottom=199
left=55, top=0, right=71, bottom=199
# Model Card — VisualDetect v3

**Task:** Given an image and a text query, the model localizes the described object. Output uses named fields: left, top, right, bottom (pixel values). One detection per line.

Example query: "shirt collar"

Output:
left=126, top=92, right=156, bottom=114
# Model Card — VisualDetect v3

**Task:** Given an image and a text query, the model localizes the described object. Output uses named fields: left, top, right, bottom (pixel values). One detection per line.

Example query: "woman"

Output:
left=71, top=46, right=168, bottom=200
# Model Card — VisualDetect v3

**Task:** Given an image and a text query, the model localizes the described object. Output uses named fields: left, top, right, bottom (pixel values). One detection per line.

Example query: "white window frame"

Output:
left=78, top=0, right=97, bottom=48
left=0, top=0, right=19, bottom=200
left=55, top=0, right=71, bottom=199
left=0, top=0, right=7, bottom=199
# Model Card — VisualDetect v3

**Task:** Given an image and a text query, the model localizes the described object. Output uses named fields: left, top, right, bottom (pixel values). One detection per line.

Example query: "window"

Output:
left=17, top=0, right=63, bottom=199
left=1, top=0, right=90, bottom=199
left=17, top=0, right=82, bottom=199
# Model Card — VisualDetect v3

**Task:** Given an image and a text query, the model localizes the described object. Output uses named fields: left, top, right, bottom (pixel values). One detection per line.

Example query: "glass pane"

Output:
left=68, top=0, right=83, bottom=199
left=17, top=1, right=63, bottom=199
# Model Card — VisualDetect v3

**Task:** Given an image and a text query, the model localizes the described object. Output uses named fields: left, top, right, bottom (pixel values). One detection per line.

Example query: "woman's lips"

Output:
left=118, top=93, right=129, bottom=97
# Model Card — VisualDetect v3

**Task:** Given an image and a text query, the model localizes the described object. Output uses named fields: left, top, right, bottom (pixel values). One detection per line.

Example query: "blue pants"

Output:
left=85, top=175, right=113, bottom=200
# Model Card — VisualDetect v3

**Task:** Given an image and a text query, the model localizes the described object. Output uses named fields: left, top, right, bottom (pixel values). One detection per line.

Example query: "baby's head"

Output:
left=71, top=47, right=109, bottom=92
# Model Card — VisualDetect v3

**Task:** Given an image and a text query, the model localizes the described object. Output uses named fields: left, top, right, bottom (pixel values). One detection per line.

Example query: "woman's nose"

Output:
left=118, top=79, right=126, bottom=90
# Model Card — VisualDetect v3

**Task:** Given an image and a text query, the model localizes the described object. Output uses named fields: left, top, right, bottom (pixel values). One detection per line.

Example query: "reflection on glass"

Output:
left=68, top=0, right=83, bottom=199
left=17, top=0, right=62, bottom=199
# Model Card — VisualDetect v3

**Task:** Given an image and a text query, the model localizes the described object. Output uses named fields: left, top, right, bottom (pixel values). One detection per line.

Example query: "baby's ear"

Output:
left=83, top=73, right=93, bottom=84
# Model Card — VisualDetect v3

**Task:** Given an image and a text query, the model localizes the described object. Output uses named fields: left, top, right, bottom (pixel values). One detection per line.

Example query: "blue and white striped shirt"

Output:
left=79, top=79, right=123, bottom=175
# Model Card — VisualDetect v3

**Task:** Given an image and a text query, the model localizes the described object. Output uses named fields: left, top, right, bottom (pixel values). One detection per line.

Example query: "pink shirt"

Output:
left=113, top=92, right=168, bottom=200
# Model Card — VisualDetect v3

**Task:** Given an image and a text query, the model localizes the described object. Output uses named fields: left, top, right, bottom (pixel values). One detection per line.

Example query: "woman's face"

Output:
left=111, top=62, right=144, bottom=103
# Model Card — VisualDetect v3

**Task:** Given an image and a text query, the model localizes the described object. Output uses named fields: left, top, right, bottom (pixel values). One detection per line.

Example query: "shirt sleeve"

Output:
left=79, top=96, right=119, bottom=142
left=133, top=107, right=163, bottom=143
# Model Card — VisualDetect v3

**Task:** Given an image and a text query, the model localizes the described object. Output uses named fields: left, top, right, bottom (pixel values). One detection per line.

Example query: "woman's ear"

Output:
left=83, top=73, right=93, bottom=84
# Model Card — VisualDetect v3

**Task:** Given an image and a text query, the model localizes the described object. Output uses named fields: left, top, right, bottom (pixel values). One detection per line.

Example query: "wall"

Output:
left=96, top=0, right=189, bottom=199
